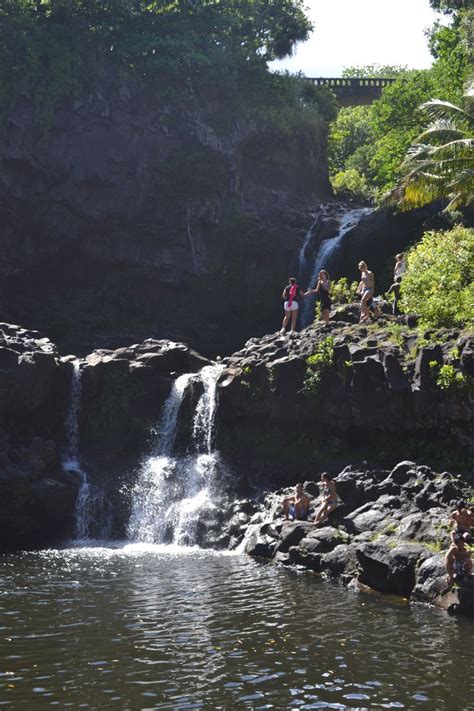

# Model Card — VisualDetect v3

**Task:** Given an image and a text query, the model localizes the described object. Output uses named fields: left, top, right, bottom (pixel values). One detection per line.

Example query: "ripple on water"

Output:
left=0, top=544, right=473, bottom=709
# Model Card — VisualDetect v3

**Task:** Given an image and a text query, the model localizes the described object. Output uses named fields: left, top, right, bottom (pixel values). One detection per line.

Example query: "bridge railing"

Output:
left=307, top=77, right=396, bottom=89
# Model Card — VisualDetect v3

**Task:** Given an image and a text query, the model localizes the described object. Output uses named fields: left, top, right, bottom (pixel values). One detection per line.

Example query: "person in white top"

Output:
left=394, top=253, right=407, bottom=281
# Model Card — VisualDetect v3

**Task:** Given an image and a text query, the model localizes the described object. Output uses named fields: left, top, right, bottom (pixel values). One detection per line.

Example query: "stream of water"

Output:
left=300, top=207, right=372, bottom=326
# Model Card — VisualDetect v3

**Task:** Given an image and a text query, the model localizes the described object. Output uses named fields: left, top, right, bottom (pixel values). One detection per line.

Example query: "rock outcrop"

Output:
left=0, top=324, right=213, bottom=550
left=236, top=461, right=474, bottom=617
left=0, top=84, right=331, bottom=356
left=217, top=314, right=474, bottom=478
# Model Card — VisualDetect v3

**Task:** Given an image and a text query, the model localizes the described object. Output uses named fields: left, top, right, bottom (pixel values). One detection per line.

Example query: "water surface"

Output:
left=1, top=545, right=473, bottom=709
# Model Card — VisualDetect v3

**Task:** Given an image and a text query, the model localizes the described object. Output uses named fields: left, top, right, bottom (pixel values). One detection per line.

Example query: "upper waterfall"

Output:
left=300, top=206, right=373, bottom=326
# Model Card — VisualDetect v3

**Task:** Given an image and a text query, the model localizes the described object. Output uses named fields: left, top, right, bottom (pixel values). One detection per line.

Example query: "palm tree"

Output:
left=391, top=87, right=474, bottom=211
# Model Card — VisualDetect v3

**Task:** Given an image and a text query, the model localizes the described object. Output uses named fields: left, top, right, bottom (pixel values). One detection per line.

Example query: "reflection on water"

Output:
left=1, top=544, right=473, bottom=709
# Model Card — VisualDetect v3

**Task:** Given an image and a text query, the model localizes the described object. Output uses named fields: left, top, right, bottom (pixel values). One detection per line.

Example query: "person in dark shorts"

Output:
left=308, top=270, right=332, bottom=326
left=387, top=276, right=402, bottom=315
left=446, top=533, right=472, bottom=586
left=450, top=500, right=474, bottom=544
left=281, top=277, right=307, bottom=335
left=282, top=483, right=311, bottom=521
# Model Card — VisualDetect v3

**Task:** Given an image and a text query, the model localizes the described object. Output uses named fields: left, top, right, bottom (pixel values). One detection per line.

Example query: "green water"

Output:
left=0, top=543, right=473, bottom=709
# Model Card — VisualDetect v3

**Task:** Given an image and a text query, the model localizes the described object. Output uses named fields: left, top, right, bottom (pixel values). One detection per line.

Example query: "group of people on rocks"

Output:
left=282, top=480, right=474, bottom=589
left=280, top=253, right=406, bottom=334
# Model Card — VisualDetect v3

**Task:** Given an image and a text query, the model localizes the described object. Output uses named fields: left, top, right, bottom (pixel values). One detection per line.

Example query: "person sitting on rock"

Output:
left=313, top=473, right=338, bottom=526
left=450, top=500, right=474, bottom=543
left=307, top=269, right=332, bottom=327
left=357, top=261, right=375, bottom=323
left=282, top=483, right=311, bottom=521
left=446, top=532, right=472, bottom=586
left=280, top=277, right=308, bottom=336
left=387, top=276, right=402, bottom=315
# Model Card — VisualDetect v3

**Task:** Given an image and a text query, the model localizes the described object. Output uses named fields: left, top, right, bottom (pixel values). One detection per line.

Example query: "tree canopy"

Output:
left=0, top=0, right=312, bottom=123
left=328, top=6, right=471, bottom=201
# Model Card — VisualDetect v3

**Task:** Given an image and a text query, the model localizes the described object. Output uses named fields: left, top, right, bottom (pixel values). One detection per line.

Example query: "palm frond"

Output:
left=419, top=99, right=474, bottom=128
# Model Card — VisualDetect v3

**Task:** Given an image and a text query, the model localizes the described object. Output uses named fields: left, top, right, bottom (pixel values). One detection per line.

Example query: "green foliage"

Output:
left=0, top=0, right=312, bottom=129
left=429, top=362, right=474, bottom=397
left=342, top=64, right=408, bottom=78
left=328, top=13, right=471, bottom=198
left=303, top=337, right=335, bottom=398
left=328, top=105, right=375, bottom=174
left=400, top=225, right=474, bottom=329
left=331, top=277, right=359, bottom=304
left=332, top=168, right=373, bottom=201
left=385, top=322, right=405, bottom=349
left=391, top=92, right=474, bottom=212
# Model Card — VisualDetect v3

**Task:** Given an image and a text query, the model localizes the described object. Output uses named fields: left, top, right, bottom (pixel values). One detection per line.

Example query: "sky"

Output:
left=270, top=0, right=447, bottom=77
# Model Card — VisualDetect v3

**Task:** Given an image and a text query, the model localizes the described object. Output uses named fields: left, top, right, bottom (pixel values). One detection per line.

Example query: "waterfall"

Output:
left=300, top=206, right=373, bottom=326
left=298, top=213, right=320, bottom=283
left=63, top=360, right=90, bottom=538
left=63, top=359, right=112, bottom=540
left=128, top=363, right=225, bottom=546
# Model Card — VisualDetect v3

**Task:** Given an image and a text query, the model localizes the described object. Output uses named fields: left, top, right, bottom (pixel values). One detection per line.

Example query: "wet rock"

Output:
left=277, top=521, right=313, bottom=553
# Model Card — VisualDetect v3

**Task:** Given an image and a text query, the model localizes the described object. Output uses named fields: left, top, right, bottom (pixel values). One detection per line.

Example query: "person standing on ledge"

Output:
left=387, top=276, right=402, bottom=315
left=357, top=261, right=375, bottom=323
left=280, top=277, right=307, bottom=335
left=394, top=253, right=407, bottom=281
left=313, top=473, right=338, bottom=526
left=307, top=269, right=332, bottom=326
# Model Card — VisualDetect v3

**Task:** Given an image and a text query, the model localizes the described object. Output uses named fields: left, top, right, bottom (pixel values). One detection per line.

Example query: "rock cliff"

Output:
left=0, top=85, right=331, bottom=356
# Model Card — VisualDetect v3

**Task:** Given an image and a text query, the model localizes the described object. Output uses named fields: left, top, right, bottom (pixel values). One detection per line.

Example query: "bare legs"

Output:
left=281, top=309, right=298, bottom=334
left=313, top=500, right=337, bottom=526
left=321, top=308, right=330, bottom=326
left=360, top=292, right=371, bottom=323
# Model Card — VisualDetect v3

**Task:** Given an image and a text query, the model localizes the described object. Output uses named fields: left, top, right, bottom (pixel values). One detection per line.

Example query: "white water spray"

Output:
left=128, top=363, right=224, bottom=546
left=63, top=360, right=90, bottom=538
left=63, top=359, right=112, bottom=540
left=300, top=206, right=372, bottom=326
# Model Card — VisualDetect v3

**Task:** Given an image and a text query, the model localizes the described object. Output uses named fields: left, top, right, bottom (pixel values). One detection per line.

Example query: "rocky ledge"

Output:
left=217, top=308, right=474, bottom=476
left=0, top=323, right=210, bottom=550
left=237, top=460, right=474, bottom=617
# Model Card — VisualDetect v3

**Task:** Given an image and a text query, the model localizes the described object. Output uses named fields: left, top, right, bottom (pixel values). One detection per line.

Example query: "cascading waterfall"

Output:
left=127, top=363, right=225, bottom=546
left=63, top=360, right=90, bottom=539
left=63, top=359, right=112, bottom=540
left=300, top=206, right=373, bottom=326
left=298, top=213, right=321, bottom=283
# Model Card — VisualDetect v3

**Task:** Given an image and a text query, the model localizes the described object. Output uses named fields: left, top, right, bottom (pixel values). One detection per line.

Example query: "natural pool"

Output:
left=1, top=544, right=473, bottom=709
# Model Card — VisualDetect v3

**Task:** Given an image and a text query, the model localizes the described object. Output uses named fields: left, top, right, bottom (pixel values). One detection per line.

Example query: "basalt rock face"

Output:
left=217, top=314, right=474, bottom=480
left=0, top=86, right=331, bottom=356
left=235, top=461, right=474, bottom=617
left=0, top=323, right=76, bottom=551
left=0, top=324, right=213, bottom=550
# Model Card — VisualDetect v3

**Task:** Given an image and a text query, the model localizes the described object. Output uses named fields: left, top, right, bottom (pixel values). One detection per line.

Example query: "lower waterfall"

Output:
left=127, top=363, right=225, bottom=546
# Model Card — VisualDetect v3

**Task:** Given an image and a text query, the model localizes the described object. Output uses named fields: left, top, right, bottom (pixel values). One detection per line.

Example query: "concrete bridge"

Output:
left=307, top=77, right=396, bottom=107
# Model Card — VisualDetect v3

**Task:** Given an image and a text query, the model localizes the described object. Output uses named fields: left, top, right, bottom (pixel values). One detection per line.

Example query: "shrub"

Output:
left=331, top=277, right=359, bottom=304
left=399, top=225, right=474, bottom=329
left=429, top=362, right=474, bottom=398
left=303, top=337, right=335, bottom=398
left=331, top=168, right=373, bottom=202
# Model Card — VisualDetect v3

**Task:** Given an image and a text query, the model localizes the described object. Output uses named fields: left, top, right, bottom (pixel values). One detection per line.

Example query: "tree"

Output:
left=400, top=225, right=474, bottom=329
left=328, top=105, right=375, bottom=174
left=0, top=0, right=312, bottom=122
left=342, top=64, right=408, bottom=78
left=391, top=92, right=474, bottom=211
